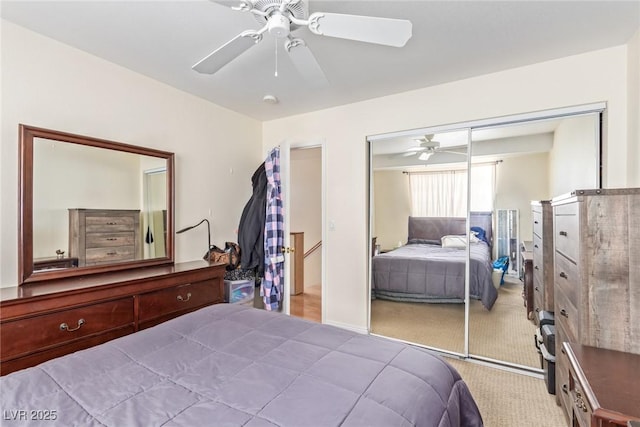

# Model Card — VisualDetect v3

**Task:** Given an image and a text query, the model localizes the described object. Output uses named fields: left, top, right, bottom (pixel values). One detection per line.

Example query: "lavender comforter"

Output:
left=372, top=242, right=497, bottom=310
left=1, top=304, right=483, bottom=427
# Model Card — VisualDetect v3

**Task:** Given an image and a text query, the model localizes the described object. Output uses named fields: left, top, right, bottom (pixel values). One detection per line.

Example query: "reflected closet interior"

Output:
left=369, top=106, right=602, bottom=371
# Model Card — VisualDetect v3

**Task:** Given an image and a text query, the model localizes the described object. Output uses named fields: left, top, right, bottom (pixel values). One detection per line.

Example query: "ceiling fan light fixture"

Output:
left=268, top=13, right=290, bottom=38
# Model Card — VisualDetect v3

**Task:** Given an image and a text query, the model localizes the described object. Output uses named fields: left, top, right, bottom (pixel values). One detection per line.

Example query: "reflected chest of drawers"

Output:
left=69, top=208, right=141, bottom=267
left=552, top=188, right=640, bottom=423
left=530, top=200, right=554, bottom=324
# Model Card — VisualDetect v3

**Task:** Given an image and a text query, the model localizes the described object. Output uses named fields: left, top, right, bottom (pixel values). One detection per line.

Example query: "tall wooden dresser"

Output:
left=551, top=188, right=640, bottom=424
left=531, top=200, right=554, bottom=324
left=69, top=209, right=141, bottom=267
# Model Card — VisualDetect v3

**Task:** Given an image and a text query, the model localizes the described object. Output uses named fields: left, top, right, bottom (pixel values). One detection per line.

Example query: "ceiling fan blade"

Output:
left=307, top=12, right=412, bottom=47
left=440, top=150, right=468, bottom=156
left=397, top=151, right=418, bottom=158
left=193, top=29, right=264, bottom=74
left=285, top=38, right=329, bottom=87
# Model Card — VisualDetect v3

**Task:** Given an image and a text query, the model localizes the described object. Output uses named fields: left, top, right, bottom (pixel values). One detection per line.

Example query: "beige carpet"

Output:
left=445, top=358, right=565, bottom=427
left=371, top=276, right=540, bottom=368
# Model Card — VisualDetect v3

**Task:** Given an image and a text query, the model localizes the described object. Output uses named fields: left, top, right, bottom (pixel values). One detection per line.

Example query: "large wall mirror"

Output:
left=19, top=124, right=175, bottom=284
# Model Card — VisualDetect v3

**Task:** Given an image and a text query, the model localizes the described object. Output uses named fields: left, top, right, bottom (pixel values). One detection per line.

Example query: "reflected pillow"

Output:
left=470, top=226, right=488, bottom=244
left=441, top=235, right=468, bottom=248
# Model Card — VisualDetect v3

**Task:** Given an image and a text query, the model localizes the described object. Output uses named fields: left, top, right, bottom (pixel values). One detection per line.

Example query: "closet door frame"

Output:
left=367, top=102, right=605, bottom=364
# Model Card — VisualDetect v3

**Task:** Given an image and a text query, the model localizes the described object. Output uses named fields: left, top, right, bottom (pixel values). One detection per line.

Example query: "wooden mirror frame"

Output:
left=18, top=124, right=175, bottom=284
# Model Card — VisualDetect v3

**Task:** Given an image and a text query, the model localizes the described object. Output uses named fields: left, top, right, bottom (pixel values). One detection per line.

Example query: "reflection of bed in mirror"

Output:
left=372, top=212, right=497, bottom=310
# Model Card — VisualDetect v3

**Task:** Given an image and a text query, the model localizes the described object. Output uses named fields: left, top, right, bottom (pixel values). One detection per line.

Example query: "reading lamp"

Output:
left=176, top=218, right=211, bottom=261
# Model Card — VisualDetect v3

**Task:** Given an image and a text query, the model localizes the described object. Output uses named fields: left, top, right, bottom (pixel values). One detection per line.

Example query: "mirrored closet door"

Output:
left=369, top=103, right=604, bottom=370
left=369, top=128, right=470, bottom=355
left=467, top=112, right=602, bottom=369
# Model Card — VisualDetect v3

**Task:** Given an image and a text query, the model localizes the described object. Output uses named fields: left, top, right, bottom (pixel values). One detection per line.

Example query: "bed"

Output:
left=1, top=303, right=483, bottom=426
left=372, top=213, right=497, bottom=310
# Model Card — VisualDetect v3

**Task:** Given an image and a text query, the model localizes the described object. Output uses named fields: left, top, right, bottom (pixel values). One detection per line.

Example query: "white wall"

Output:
left=290, top=147, right=322, bottom=288
left=0, top=21, right=263, bottom=287
left=33, top=141, right=141, bottom=258
left=264, top=46, right=630, bottom=332
left=495, top=152, right=549, bottom=244
left=548, top=115, right=600, bottom=196
left=373, top=170, right=411, bottom=250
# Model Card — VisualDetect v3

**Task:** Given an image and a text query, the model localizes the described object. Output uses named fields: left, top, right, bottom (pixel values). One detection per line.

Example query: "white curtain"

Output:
left=409, top=163, right=496, bottom=217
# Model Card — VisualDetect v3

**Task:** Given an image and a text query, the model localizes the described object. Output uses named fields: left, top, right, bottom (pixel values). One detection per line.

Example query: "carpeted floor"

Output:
left=445, top=357, right=565, bottom=427
left=370, top=276, right=539, bottom=368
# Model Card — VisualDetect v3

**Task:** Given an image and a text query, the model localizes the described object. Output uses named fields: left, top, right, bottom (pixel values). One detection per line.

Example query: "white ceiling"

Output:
left=2, top=0, right=639, bottom=121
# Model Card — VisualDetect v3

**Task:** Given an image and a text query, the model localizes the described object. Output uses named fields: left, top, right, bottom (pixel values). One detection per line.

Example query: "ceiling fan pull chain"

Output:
left=274, top=37, right=279, bottom=77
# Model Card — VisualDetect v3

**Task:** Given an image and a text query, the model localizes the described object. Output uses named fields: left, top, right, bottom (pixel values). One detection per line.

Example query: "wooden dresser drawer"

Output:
left=554, top=214, right=579, bottom=262
left=554, top=252, right=579, bottom=302
left=532, top=237, right=543, bottom=285
left=138, top=279, right=223, bottom=323
left=564, top=343, right=640, bottom=427
left=86, top=246, right=136, bottom=265
left=532, top=210, right=543, bottom=238
left=556, top=342, right=572, bottom=420
left=570, top=369, right=593, bottom=427
left=0, top=328, right=133, bottom=375
left=86, top=232, right=136, bottom=248
left=555, top=286, right=578, bottom=344
left=85, top=215, right=136, bottom=232
left=1, top=297, right=134, bottom=360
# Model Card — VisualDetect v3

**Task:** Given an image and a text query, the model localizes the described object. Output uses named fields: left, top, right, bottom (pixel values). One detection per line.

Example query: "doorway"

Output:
left=288, top=146, right=323, bottom=322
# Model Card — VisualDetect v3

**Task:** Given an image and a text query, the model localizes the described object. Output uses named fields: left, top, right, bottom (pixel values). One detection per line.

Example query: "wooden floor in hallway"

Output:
left=290, top=283, right=321, bottom=323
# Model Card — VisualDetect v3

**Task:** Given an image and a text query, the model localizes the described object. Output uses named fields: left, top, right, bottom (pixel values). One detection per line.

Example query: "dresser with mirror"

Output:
left=0, top=125, right=225, bottom=375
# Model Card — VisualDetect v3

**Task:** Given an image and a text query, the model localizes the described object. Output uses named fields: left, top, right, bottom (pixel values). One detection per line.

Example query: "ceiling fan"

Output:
left=402, top=135, right=468, bottom=161
left=193, top=0, right=413, bottom=85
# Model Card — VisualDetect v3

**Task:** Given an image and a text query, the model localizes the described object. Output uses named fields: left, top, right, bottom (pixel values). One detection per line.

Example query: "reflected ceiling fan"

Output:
left=193, top=0, right=413, bottom=85
left=402, top=135, right=467, bottom=161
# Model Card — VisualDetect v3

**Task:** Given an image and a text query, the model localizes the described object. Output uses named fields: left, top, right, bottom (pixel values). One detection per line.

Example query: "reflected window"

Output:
left=408, top=163, right=496, bottom=217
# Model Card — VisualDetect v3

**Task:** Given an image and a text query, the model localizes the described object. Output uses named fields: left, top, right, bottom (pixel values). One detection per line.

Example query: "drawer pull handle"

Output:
left=177, top=292, right=192, bottom=302
left=575, top=397, right=588, bottom=413
left=107, top=252, right=117, bottom=256
left=106, top=238, right=118, bottom=241
left=559, top=231, right=568, bottom=237
left=60, top=318, right=85, bottom=332
left=562, top=384, right=568, bottom=394
left=106, top=222, right=117, bottom=225
left=534, top=244, right=539, bottom=248
left=534, top=265, right=539, bottom=270
left=560, top=309, right=569, bottom=318
left=559, top=271, right=568, bottom=279
left=535, top=286, right=539, bottom=291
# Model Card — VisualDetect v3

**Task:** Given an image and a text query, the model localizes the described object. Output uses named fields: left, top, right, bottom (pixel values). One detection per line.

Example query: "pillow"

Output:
left=408, top=238, right=441, bottom=246
left=441, top=235, right=468, bottom=248
left=470, top=226, right=489, bottom=244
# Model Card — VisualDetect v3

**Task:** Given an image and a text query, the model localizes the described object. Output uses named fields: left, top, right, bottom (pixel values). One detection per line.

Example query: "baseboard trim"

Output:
left=324, top=320, right=368, bottom=335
